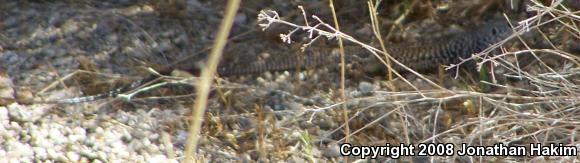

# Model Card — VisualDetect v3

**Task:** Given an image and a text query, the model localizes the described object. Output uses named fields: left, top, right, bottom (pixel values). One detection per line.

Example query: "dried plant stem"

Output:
left=183, top=0, right=240, bottom=162
left=328, top=0, right=351, bottom=153
left=368, top=1, right=394, bottom=81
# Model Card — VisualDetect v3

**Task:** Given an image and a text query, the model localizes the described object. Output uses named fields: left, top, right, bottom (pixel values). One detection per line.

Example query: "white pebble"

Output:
left=48, top=128, right=66, bottom=144
left=147, top=144, right=160, bottom=153
left=79, top=148, right=98, bottom=159
left=97, top=151, right=108, bottom=160
left=66, top=151, right=80, bottom=162
left=33, top=147, right=48, bottom=160
left=95, top=127, right=104, bottom=134
left=46, top=148, right=58, bottom=159
left=68, top=127, right=86, bottom=142
left=111, top=141, right=130, bottom=158
left=6, top=141, right=34, bottom=158
left=72, top=127, right=86, bottom=136
left=147, top=155, right=169, bottom=163
left=142, top=138, right=151, bottom=146
left=8, top=121, right=20, bottom=130
left=0, top=107, right=9, bottom=122
left=7, top=103, right=32, bottom=122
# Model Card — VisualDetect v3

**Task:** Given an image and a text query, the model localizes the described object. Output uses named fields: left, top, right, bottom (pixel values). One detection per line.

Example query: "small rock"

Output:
left=0, top=107, right=9, bottom=123
left=96, top=151, right=108, bottom=161
left=237, top=117, right=255, bottom=130
left=49, top=127, right=67, bottom=145
left=148, top=154, right=169, bottom=163
left=129, top=139, right=144, bottom=151
left=33, top=147, right=48, bottom=160
left=358, top=81, right=376, bottom=95
left=7, top=103, right=32, bottom=122
left=14, top=87, right=33, bottom=105
left=147, top=144, right=160, bottom=154
left=66, top=151, right=81, bottom=162
left=142, top=138, right=151, bottom=146
left=69, top=127, right=87, bottom=142
left=0, top=72, right=15, bottom=105
left=321, top=144, right=341, bottom=158
left=79, top=148, right=98, bottom=159
left=6, top=141, right=34, bottom=158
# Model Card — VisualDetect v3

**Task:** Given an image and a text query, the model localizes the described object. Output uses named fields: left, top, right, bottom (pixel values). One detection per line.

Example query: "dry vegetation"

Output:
left=1, top=0, right=579, bottom=162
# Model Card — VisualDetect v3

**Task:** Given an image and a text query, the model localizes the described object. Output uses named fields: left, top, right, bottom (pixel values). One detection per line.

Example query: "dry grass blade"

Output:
left=183, top=0, right=241, bottom=162
left=328, top=1, right=351, bottom=158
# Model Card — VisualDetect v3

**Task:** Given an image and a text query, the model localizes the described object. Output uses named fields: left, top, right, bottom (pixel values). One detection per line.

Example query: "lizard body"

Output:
left=44, top=18, right=515, bottom=104
left=219, top=18, right=513, bottom=75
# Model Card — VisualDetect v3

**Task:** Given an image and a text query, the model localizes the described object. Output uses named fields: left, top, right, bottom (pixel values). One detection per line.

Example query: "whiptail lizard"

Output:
left=39, top=18, right=516, bottom=104
left=219, top=18, right=514, bottom=75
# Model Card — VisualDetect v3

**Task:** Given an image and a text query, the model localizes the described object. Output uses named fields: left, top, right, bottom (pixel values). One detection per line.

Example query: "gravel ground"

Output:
left=0, top=1, right=348, bottom=162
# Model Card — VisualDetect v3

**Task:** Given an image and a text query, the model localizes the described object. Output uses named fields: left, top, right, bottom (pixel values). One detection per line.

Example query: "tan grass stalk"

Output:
left=327, top=1, right=351, bottom=161
left=183, top=0, right=241, bottom=162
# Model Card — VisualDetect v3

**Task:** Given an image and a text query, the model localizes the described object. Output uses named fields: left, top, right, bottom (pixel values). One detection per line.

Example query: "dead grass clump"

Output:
left=257, top=0, right=580, bottom=161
